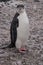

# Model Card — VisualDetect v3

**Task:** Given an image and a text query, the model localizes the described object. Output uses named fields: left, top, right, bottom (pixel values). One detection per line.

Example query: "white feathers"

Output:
left=16, top=9, right=29, bottom=49
left=16, top=39, right=22, bottom=49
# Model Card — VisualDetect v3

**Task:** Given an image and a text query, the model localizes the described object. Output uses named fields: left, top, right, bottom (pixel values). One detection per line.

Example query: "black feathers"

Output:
left=10, top=12, right=19, bottom=47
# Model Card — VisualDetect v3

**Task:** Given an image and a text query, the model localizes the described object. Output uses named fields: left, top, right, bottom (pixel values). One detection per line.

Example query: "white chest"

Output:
left=16, top=11, right=29, bottom=49
left=17, top=11, right=29, bottom=40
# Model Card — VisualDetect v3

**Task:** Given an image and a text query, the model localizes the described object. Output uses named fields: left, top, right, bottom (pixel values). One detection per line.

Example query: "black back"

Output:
left=11, top=12, right=19, bottom=30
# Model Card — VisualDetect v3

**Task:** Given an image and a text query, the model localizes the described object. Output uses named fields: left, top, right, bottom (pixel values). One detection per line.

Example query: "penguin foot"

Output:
left=19, top=48, right=26, bottom=53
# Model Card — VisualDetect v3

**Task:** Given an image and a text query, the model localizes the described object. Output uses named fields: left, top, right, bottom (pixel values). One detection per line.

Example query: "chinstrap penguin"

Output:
left=15, top=4, right=29, bottom=52
left=2, top=4, right=29, bottom=52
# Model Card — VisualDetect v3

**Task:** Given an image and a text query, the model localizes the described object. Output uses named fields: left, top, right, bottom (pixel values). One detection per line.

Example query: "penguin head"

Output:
left=17, top=4, right=24, bottom=8
left=16, top=4, right=24, bottom=14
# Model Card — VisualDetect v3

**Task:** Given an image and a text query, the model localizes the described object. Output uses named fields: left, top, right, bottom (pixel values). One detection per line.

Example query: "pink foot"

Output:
left=19, top=48, right=26, bottom=53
